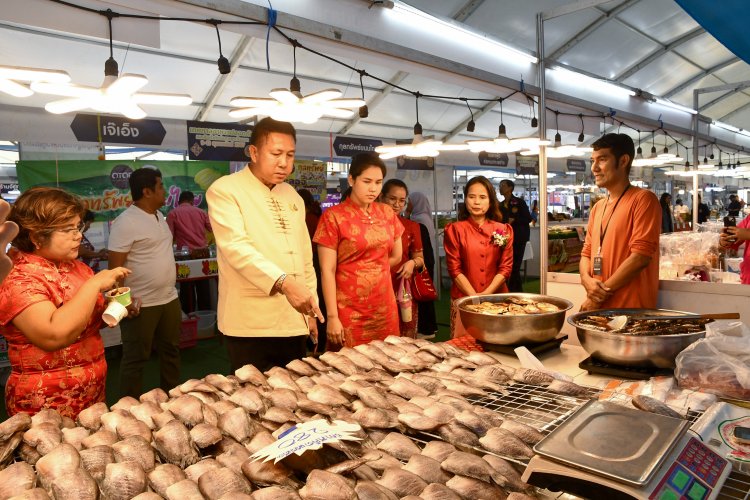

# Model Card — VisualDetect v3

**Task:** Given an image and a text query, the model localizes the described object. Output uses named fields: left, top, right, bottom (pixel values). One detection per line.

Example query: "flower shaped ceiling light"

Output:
left=0, top=65, right=71, bottom=98
left=31, top=71, right=193, bottom=120
left=229, top=77, right=365, bottom=124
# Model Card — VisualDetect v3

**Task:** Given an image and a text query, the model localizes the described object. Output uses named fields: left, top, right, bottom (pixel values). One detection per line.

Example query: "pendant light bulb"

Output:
left=467, top=120, right=476, bottom=133
left=217, top=55, right=231, bottom=75
left=414, top=122, right=423, bottom=136
left=290, top=77, right=301, bottom=93
left=104, top=57, right=118, bottom=77
left=358, top=105, right=369, bottom=118
left=710, top=152, right=715, bottom=160
left=635, top=146, right=643, bottom=159
left=498, top=123, right=508, bottom=140
left=554, top=132, right=562, bottom=148
left=531, top=116, right=538, bottom=128
left=577, top=132, right=585, bottom=143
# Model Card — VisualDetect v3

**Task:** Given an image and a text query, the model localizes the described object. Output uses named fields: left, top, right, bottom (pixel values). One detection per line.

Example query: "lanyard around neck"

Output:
left=598, top=185, right=630, bottom=251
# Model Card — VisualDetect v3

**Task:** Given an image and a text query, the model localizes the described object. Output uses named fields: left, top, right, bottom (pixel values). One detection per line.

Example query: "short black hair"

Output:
left=592, top=133, right=635, bottom=172
left=178, top=191, right=195, bottom=204
left=382, top=178, right=409, bottom=196
left=250, top=117, right=296, bottom=147
left=500, top=179, right=515, bottom=190
left=350, top=153, right=386, bottom=179
left=676, top=198, right=683, bottom=204
left=83, top=209, right=96, bottom=223
left=129, top=167, right=162, bottom=201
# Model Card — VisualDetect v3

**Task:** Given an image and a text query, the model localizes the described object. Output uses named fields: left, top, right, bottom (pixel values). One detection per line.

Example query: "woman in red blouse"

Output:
left=444, top=176, right=514, bottom=337
left=380, top=179, right=424, bottom=338
left=315, top=153, right=403, bottom=348
left=0, top=187, right=130, bottom=418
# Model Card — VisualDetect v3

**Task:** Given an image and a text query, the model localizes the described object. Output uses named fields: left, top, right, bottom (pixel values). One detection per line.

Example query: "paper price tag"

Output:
left=251, top=419, right=362, bottom=463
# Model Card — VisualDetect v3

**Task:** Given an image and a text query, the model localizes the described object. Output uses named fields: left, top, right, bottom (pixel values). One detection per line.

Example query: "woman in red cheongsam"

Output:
left=0, top=187, right=130, bottom=418
left=315, top=153, right=403, bottom=348
left=380, top=179, right=424, bottom=338
left=444, top=176, right=514, bottom=337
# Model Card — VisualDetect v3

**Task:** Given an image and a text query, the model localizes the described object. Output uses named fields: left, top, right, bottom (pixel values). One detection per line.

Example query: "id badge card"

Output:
left=593, top=255, right=603, bottom=275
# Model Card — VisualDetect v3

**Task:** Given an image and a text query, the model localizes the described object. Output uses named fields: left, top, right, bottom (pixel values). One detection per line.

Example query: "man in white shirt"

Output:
left=109, top=167, right=181, bottom=398
left=673, top=198, right=689, bottom=223
left=207, top=117, right=322, bottom=372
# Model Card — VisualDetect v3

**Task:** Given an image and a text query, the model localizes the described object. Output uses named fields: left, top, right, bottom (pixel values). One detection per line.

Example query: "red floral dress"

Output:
left=0, top=250, right=107, bottom=418
left=391, top=216, right=422, bottom=338
left=314, top=199, right=404, bottom=347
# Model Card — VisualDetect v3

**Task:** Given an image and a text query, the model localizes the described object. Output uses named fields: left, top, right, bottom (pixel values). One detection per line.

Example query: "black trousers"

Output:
left=223, top=334, right=307, bottom=372
left=507, top=240, right=527, bottom=293
left=179, top=280, right=212, bottom=313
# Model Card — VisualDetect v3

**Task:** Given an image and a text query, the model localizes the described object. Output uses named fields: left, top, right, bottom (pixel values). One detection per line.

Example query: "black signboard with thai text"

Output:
left=187, top=121, right=252, bottom=161
left=71, top=114, right=166, bottom=145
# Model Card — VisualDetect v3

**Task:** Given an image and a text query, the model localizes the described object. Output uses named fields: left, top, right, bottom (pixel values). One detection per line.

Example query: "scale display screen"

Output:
left=650, top=437, right=728, bottom=500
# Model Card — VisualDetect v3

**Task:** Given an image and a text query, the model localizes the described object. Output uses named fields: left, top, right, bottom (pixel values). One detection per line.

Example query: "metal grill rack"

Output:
left=720, top=471, right=750, bottom=500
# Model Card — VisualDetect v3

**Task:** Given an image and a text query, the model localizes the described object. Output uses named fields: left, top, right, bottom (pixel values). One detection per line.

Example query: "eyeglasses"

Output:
left=54, top=221, right=85, bottom=235
left=385, top=195, right=408, bottom=207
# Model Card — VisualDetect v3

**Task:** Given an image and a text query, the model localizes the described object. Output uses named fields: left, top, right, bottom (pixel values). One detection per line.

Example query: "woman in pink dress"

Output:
left=444, top=176, right=514, bottom=337
left=0, top=187, right=130, bottom=418
left=380, top=179, right=423, bottom=338
left=315, top=153, right=403, bottom=348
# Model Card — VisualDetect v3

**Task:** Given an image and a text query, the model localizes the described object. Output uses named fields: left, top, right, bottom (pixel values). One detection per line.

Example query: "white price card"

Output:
left=251, top=419, right=362, bottom=463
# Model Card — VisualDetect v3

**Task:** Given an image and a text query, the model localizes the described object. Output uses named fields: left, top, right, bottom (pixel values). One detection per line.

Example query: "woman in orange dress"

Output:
left=444, top=176, right=514, bottom=337
left=0, top=187, right=130, bottom=418
left=315, top=153, right=403, bottom=348
left=380, top=179, right=423, bottom=338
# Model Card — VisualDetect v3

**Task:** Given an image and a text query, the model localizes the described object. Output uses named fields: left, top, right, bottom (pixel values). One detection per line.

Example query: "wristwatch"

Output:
left=274, top=273, right=288, bottom=295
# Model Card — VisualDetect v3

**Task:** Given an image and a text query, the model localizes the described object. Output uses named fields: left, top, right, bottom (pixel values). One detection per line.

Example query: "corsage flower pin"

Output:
left=492, top=229, right=509, bottom=247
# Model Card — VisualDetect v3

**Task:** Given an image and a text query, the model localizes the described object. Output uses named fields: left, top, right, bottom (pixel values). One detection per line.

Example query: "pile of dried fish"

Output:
left=463, top=297, right=560, bottom=316
left=0, top=336, right=594, bottom=499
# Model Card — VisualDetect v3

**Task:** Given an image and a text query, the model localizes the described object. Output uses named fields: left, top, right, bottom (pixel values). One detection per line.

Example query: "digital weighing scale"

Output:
left=522, top=400, right=732, bottom=500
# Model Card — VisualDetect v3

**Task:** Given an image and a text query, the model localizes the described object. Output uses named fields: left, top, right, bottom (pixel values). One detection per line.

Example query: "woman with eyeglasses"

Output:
left=380, top=179, right=423, bottom=338
left=0, top=187, right=130, bottom=418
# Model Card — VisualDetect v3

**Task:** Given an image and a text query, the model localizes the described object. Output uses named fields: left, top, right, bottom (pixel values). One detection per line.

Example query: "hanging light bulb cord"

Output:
left=34, top=0, right=750, bottom=161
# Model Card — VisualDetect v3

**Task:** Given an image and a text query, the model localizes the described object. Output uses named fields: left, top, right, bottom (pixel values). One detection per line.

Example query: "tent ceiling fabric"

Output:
left=674, top=0, right=750, bottom=67
left=0, top=0, right=749, bottom=151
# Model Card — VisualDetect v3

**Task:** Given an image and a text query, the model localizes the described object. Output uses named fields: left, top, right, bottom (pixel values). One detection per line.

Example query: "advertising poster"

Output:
left=187, top=121, right=252, bottom=161
left=287, top=160, right=327, bottom=201
left=17, top=160, right=229, bottom=220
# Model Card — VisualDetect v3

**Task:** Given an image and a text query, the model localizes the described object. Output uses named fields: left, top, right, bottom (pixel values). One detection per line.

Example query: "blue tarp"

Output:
left=675, top=0, right=750, bottom=65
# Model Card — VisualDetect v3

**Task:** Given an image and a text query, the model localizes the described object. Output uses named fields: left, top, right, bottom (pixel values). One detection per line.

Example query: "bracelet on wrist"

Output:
left=274, top=273, right=288, bottom=295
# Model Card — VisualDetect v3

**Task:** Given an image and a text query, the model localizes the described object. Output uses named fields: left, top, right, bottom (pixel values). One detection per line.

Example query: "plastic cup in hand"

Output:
left=105, top=287, right=132, bottom=307
left=102, top=301, right=128, bottom=327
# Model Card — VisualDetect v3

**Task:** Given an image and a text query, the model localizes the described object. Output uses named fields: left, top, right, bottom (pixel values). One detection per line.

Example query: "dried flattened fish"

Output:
left=353, top=481, right=398, bottom=500
left=375, top=468, right=428, bottom=498
left=545, top=379, right=591, bottom=397
left=235, top=364, right=268, bottom=386
left=299, top=470, right=357, bottom=500
left=446, top=474, right=508, bottom=499
left=437, top=422, right=481, bottom=448
left=0, top=462, right=36, bottom=499
left=500, top=419, right=544, bottom=445
left=632, top=395, right=683, bottom=419
left=165, top=479, right=204, bottom=500
left=79, top=444, right=115, bottom=483
left=351, top=408, right=399, bottom=430
left=481, top=454, right=532, bottom=493
left=307, top=384, right=349, bottom=407
left=319, top=352, right=359, bottom=376
left=360, top=450, right=403, bottom=472
left=404, top=454, right=452, bottom=484
left=111, top=396, right=140, bottom=412
left=190, top=422, right=223, bottom=448
left=398, top=412, right=441, bottom=431
left=50, top=468, right=98, bottom=500
left=198, top=466, right=252, bottom=500
left=250, top=485, right=303, bottom=500
left=139, top=388, right=169, bottom=405
left=512, top=368, right=554, bottom=386
left=421, top=440, right=457, bottom=463
left=479, top=428, right=534, bottom=459
left=0, top=413, right=31, bottom=441
left=388, top=377, right=430, bottom=399
left=375, top=432, right=421, bottom=461
left=112, top=435, right=156, bottom=472
left=23, top=422, right=62, bottom=455
left=148, top=463, right=187, bottom=497
left=153, top=419, right=200, bottom=468
left=101, top=462, right=148, bottom=500
left=420, top=483, right=462, bottom=500
left=454, top=410, right=495, bottom=437
left=339, top=347, right=376, bottom=371
left=230, top=386, right=266, bottom=414
left=441, top=451, right=495, bottom=483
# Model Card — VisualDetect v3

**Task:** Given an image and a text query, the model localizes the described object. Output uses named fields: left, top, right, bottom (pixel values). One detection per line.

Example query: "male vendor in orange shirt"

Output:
left=580, top=133, right=661, bottom=311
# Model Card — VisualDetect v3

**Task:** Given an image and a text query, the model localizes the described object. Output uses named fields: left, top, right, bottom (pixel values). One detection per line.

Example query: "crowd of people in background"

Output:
left=0, top=118, right=747, bottom=418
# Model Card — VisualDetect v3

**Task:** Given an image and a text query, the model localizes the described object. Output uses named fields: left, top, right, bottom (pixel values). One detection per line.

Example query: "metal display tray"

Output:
left=532, top=399, right=690, bottom=487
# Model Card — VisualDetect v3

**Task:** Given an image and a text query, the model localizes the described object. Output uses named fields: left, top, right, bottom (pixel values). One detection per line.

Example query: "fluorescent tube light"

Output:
left=551, top=66, right=635, bottom=98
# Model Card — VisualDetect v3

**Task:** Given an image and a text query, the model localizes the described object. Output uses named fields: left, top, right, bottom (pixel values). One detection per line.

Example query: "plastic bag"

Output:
left=675, top=322, right=750, bottom=400
left=396, top=278, right=413, bottom=323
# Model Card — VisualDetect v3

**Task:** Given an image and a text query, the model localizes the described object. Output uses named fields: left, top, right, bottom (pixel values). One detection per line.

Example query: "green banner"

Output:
left=17, top=160, right=229, bottom=220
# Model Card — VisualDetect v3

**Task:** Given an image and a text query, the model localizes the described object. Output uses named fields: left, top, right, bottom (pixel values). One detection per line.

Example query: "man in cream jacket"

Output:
left=207, top=118, right=322, bottom=371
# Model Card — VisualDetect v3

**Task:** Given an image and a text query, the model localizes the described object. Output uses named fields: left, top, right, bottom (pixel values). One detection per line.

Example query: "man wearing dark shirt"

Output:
left=727, top=194, right=742, bottom=217
left=499, top=179, right=532, bottom=293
